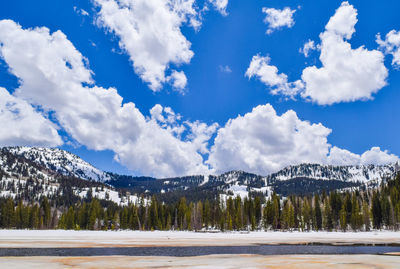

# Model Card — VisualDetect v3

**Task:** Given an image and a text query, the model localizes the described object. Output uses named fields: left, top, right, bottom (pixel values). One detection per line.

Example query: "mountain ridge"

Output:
left=1, top=146, right=399, bottom=201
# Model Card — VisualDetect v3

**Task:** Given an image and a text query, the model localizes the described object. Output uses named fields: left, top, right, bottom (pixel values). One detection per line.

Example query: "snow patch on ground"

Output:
left=0, top=230, right=399, bottom=248
left=75, top=187, right=141, bottom=206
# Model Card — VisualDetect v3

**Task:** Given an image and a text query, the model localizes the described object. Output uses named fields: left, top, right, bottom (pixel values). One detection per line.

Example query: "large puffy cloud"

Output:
left=250, top=2, right=388, bottom=105
left=93, top=0, right=199, bottom=92
left=327, top=146, right=399, bottom=166
left=0, top=19, right=213, bottom=177
left=208, top=104, right=332, bottom=175
left=377, top=30, right=400, bottom=68
left=262, top=7, right=296, bottom=35
left=208, top=104, right=398, bottom=175
left=0, top=87, right=62, bottom=147
left=360, top=147, right=399, bottom=165
left=301, top=1, right=388, bottom=105
left=326, top=146, right=361, bottom=166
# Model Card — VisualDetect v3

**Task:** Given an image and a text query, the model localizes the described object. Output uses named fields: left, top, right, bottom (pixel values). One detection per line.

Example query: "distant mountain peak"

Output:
left=266, top=162, right=397, bottom=185
left=3, top=146, right=110, bottom=182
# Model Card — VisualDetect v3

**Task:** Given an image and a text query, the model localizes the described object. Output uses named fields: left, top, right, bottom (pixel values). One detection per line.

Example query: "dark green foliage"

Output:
left=1, top=174, right=400, bottom=232
left=314, top=194, right=322, bottom=231
left=272, top=178, right=360, bottom=196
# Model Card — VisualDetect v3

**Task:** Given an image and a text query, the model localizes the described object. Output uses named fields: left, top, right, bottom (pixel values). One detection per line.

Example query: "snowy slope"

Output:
left=1, top=147, right=398, bottom=200
left=5, top=147, right=111, bottom=182
left=266, top=163, right=399, bottom=185
left=0, top=147, right=137, bottom=205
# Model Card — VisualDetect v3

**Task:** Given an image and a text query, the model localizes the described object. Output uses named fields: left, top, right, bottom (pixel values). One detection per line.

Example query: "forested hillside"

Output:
left=1, top=174, right=399, bottom=231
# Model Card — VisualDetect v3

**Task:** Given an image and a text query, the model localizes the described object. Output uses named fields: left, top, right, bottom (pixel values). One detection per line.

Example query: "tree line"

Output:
left=1, top=175, right=400, bottom=231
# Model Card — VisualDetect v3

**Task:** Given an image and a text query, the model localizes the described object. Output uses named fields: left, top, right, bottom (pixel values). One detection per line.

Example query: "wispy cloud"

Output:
left=218, top=65, right=232, bottom=73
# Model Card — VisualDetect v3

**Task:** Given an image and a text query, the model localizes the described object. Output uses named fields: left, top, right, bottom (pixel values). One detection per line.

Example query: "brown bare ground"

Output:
left=1, top=255, right=400, bottom=269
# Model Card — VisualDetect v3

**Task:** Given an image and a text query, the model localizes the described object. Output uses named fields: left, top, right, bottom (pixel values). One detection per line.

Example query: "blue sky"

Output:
left=1, top=0, right=400, bottom=177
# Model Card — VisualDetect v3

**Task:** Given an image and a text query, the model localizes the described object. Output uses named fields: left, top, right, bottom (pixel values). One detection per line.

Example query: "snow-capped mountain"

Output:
left=5, top=147, right=111, bottom=182
left=1, top=146, right=399, bottom=201
left=108, top=164, right=399, bottom=199
left=0, top=147, right=139, bottom=205
left=266, top=163, right=399, bottom=185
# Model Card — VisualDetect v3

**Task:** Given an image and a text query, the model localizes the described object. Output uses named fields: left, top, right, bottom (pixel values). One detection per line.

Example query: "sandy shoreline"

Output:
left=0, top=254, right=399, bottom=269
left=0, top=230, right=399, bottom=248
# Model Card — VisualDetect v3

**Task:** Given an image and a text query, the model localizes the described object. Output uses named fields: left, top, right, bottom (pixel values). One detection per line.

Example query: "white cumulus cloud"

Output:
left=245, top=55, right=304, bottom=96
left=250, top=2, right=388, bottom=105
left=208, top=104, right=332, bottom=175
left=301, top=1, right=388, bottom=105
left=327, top=146, right=399, bottom=166
left=360, top=147, right=399, bottom=165
left=93, top=0, right=199, bottom=92
left=0, top=19, right=214, bottom=177
left=326, top=146, right=361, bottom=166
left=262, top=7, right=296, bottom=35
left=208, top=104, right=398, bottom=175
left=0, top=87, right=62, bottom=147
left=167, top=70, right=188, bottom=93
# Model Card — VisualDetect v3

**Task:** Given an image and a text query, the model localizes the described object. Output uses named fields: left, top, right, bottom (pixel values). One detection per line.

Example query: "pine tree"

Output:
left=29, top=204, right=40, bottom=229
left=254, top=196, right=262, bottom=228
left=288, top=202, right=295, bottom=231
left=177, top=197, right=187, bottom=230
left=41, top=197, right=51, bottom=229
left=203, top=199, right=211, bottom=229
left=323, top=198, right=333, bottom=231
left=227, top=212, right=233, bottom=231
left=166, top=211, right=172, bottom=230
left=272, top=194, right=280, bottom=230
left=362, top=201, right=371, bottom=231
left=381, top=195, right=392, bottom=229
left=282, top=200, right=290, bottom=230
left=301, top=198, right=312, bottom=231
left=148, top=195, right=161, bottom=230
left=120, top=207, right=129, bottom=229
left=15, top=200, right=23, bottom=229
left=186, top=202, right=193, bottom=230
left=350, top=194, right=362, bottom=231
left=314, top=195, right=322, bottom=231
left=234, top=196, right=243, bottom=230
left=339, top=203, right=347, bottom=232
left=263, top=200, right=274, bottom=229
left=329, top=192, right=342, bottom=228
left=65, top=206, right=75, bottom=230
left=88, top=199, right=101, bottom=230
left=3, top=198, right=15, bottom=228
left=371, top=192, right=382, bottom=229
